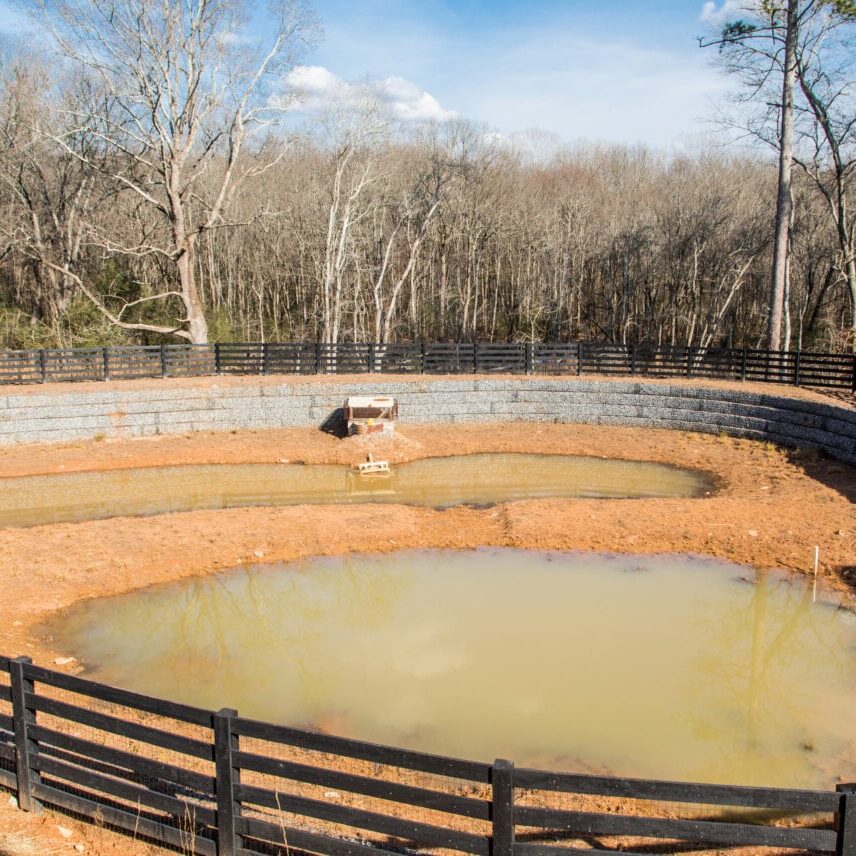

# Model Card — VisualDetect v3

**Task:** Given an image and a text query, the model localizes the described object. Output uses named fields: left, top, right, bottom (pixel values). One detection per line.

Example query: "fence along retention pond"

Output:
left=0, top=454, right=713, bottom=528
left=48, top=549, right=856, bottom=791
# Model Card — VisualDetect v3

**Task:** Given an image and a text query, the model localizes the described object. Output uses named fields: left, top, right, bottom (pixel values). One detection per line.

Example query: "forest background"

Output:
left=0, top=0, right=854, bottom=353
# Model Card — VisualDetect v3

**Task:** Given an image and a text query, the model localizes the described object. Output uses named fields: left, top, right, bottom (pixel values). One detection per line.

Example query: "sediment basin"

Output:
left=0, top=453, right=713, bottom=528
left=49, top=548, right=856, bottom=788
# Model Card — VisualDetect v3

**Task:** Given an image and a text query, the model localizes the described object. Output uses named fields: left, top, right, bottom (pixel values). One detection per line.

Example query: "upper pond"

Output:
left=0, top=453, right=713, bottom=528
left=50, top=549, right=856, bottom=789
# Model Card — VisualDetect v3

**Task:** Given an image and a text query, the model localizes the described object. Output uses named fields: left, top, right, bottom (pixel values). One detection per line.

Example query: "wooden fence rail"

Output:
left=0, top=656, right=853, bottom=855
left=0, top=343, right=853, bottom=391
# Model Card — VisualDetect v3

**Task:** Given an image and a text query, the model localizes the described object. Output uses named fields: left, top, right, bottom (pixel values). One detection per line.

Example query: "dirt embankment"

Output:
left=0, top=420, right=852, bottom=856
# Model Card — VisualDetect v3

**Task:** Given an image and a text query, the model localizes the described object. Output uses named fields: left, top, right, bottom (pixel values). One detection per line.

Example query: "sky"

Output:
left=290, top=0, right=739, bottom=150
left=0, top=0, right=744, bottom=151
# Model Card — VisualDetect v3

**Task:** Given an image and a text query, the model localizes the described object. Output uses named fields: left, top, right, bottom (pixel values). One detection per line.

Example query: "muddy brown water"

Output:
left=0, top=454, right=713, bottom=528
left=49, top=548, right=856, bottom=789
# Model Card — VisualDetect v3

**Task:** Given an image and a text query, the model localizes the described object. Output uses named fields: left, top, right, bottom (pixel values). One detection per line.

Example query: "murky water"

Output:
left=0, top=454, right=712, bottom=528
left=51, top=549, right=856, bottom=788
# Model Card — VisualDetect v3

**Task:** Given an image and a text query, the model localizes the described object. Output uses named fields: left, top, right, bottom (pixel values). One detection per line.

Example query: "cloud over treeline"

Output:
left=278, top=64, right=457, bottom=123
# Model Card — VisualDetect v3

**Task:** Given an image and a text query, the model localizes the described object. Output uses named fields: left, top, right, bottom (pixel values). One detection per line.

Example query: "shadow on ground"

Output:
left=319, top=407, right=347, bottom=438
left=786, top=448, right=856, bottom=503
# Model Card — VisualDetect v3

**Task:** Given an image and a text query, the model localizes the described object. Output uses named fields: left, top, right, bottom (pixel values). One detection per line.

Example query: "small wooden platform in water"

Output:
left=352, top=454, right=391, bottom=476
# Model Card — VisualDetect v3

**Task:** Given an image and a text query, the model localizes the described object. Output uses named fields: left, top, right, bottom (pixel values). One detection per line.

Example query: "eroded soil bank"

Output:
left=0, top=419, right=853, bottom=855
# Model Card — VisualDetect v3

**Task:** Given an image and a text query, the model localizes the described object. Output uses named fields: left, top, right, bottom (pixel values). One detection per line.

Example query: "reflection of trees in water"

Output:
left=137, top=558, right=415, bottom=719
left=59, top=553, right=856, bottom=787
left=689, top=572, right=853, bottom=784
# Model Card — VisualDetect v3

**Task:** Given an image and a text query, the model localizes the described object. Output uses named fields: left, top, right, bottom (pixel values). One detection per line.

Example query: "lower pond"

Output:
left=50, top=549, right=856, bottom=788
left=0, top=453, right=712, bottom=527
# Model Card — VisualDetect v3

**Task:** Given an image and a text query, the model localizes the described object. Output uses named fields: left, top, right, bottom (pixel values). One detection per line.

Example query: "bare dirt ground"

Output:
left=0, top=376, right=853, bottom=855
left=1, top=369, right=851, bottom=406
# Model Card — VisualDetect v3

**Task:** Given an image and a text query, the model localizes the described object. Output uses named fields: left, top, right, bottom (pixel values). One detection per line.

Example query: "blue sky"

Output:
left=296, top=0, right=735, bottom=149
left=0, top=0, right=739, bottom=150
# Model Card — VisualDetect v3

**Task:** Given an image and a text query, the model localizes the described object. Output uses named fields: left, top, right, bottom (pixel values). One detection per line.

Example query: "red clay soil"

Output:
left=0, top=375, right=852, bottom=855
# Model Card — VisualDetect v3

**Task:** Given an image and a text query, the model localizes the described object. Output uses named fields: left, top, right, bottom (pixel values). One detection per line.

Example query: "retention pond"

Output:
left=50, top=549, right=856, bottom=788
left=0, top=453, right=712, bottom=527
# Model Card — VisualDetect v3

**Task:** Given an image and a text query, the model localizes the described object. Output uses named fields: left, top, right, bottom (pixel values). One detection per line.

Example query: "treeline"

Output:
left=0, top=0, right=853, bottom=352
left=1, top=130, right=852, bottom=351
left=202, top=141, right=850, bottom=350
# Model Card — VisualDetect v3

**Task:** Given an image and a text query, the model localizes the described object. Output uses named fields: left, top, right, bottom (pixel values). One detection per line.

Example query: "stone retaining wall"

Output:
left=0, top=378, right=853, bottom=464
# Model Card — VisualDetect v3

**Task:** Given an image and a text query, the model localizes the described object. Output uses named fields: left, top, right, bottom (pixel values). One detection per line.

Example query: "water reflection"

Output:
left=0, top=454, right=713, bottom=528
left=51, top=549, right=856, bottom=788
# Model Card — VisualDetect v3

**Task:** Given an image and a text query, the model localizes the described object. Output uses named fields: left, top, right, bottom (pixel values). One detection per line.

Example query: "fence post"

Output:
left=686, top=347, right=693, bottom=378
left=836, top=784, right=856, bottom=856
left=10, top=656, right=41, bottom=814
left=160, top=344, right=167, bottom=378
left=214, top=343, right=221, bottom=375
left=851, top=355, right=856, bottom=394
left=261, top=343, right=268, bottom=376
left=368, top=343, right=375, bottom=374
left=630, top=344, right=636, bottom=376
left=576, top=342, right=583, bottom=376
left=102, top=347, right=110, bottom=382
left=741, top=348, right=747, bottom=382
left=38, top=349, right=47, bottom=384
left=314, top=342, right=321, bottom=375
left=420, top=342, right=426, bottom=374
left=794, top=348, right=802, bottom=386
left=214, top=708, right=240, bottom=856
left=474, top=342, right=480, bottom=374
left=491, top=759, right=514, bottom=856
left=525, top=343, right=534, bottom=375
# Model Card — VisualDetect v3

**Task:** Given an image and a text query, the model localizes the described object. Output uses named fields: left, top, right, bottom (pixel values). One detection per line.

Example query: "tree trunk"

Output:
left=834, top=193, right=855, bottom=351
left=846, top=256, right=856, bottom=352
left=177, top=240, right=209, bottom=344
left=768, top=0, right=798, bottom=351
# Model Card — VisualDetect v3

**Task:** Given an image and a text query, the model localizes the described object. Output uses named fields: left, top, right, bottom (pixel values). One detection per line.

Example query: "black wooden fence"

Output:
left=0, top=655, right=853, bottom=856
left=0, top=342, right=854, bottom=390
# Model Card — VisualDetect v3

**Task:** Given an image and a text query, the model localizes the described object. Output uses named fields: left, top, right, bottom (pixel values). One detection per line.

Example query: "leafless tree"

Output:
left=793, top=11, right=856, bottom=346
left=702, top=0, right=856, bottom=348
left=0, top=61, right=98, bottom=336
left=25, top=0, right=317, bottom=342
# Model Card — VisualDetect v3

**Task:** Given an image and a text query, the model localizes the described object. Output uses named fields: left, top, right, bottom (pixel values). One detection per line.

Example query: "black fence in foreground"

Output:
left=0, top=342, right=854, bottom=390
left=0, top=656, right=853, bottom=856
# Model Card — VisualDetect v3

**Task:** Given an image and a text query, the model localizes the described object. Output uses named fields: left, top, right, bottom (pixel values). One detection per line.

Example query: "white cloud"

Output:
left=287, top=65, right=343, bottom=96
left=280, top=65, right=456, bottom=123
left=377, top=76, right=452, bottom=122
left=289, top=3, right=742, bottom=149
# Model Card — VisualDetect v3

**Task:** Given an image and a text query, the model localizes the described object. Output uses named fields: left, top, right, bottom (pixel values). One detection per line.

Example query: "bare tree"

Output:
left=0, top=61, right=97, bottom=334
left=26, top=0, right=317, bottom=342
left=702, top=0, right=804, bottom=350
left=793, top=9, right=856, bottom=346
left=772, top=0, right=799, bottom=351
left=371, top=146, right=456, bottom=343
left=302, top=92, right=387, bottom=343
left=702, top=0, right=856, bottom=348
left=2, top=106, right=852, bottom=352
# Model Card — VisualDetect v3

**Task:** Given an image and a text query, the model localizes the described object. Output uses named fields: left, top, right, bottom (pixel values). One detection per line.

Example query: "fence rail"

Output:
left=0, top=342, right=853, bottom=391
left=0, top=656, right=853, bottom=855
